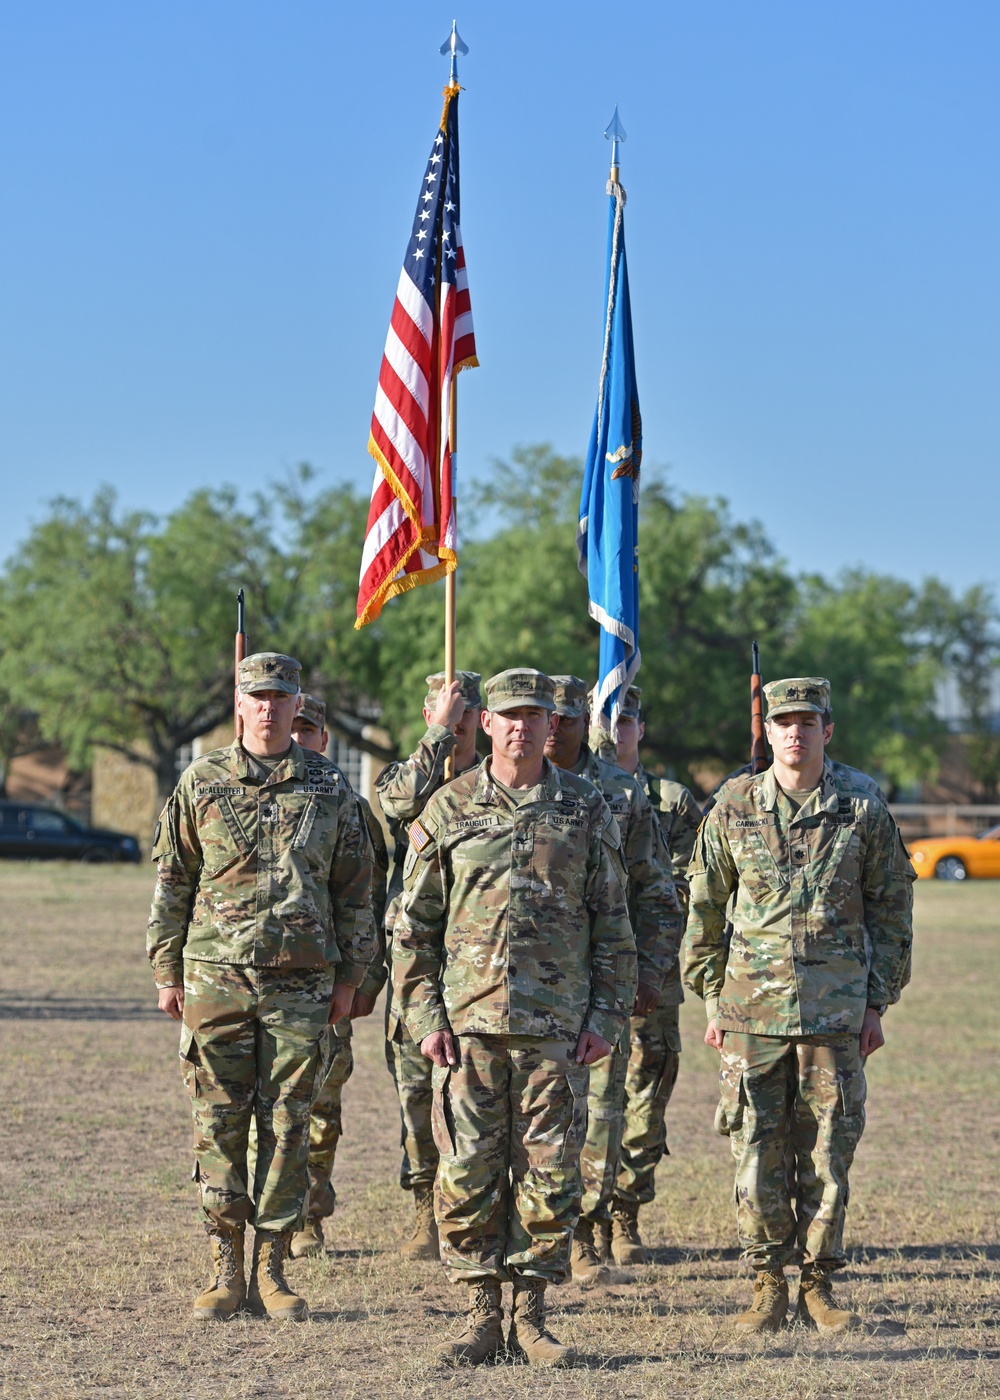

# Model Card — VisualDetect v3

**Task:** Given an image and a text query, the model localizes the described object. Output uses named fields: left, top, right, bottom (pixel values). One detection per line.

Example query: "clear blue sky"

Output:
left=0, top=1, right=997, bottom=596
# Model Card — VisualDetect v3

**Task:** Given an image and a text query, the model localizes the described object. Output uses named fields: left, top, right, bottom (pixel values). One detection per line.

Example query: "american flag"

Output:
left=356, top=84, right=477, bottom=628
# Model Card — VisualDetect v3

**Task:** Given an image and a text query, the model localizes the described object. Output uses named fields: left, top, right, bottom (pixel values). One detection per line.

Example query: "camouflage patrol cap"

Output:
left=424, top=670, right=482, bottom=709
left=237, top=652, right=302, bottom=696
left=620, top=685, right=642, bottom=719
left=297, top=693, right=327, bottom=730
left=550, top=675, right=589, bottom=718
left=765, top=676, right=831, bottom=718
left=484, top=668, right=556, bottom=714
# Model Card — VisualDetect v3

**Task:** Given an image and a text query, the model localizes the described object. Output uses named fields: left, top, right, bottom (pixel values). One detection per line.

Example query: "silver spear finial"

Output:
left=604, top=105, right=627, bottom=182
left=439, top=20, right=469, bottom=85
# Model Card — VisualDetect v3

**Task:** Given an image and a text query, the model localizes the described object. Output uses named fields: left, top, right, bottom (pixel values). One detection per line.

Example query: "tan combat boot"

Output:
left=610, top=1201, right=648, bottom=1266
left=192, top=1223, right=246, bottom=1321
left=436, top=1280, right=504, bottom=1367
left=594, top=1217, right=612, bottom=1262
left=797, top=1265, right=859, bottom=1334
left=734, top=1268, right=789, bottom=1332
left=570, top=1219, right=611, bottom=1287
left=400, top=1183, right=439, bottom=1261
left=508, top=1276, right=575, bottom=1368
left=248, top=1230, right=308, bottom=1321
left=290, top=1218, right=325, bottom=1259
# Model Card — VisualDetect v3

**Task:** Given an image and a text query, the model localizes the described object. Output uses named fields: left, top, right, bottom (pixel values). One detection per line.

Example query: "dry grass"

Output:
left=0, top=865, right=997, bottom=1398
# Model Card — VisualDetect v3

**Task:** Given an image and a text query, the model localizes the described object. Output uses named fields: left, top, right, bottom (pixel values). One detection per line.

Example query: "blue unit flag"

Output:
left=577, top=178, right=642, bottom=737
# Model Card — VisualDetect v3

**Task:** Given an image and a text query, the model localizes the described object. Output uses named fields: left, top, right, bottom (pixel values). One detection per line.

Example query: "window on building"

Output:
left=327, top=734, right=365, bottom=792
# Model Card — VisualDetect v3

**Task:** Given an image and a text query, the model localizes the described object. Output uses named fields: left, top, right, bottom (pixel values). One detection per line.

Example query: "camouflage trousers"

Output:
left=717, top=1033, right=867, bottom=1271
left=180, top=961, right=331, bottom=1234
left=305, top=1019, right=355, bottom=1222
left=579, top=1021, right=630, bottom=1222
left=384, top=1010, right=438, bottom=1191
left=613, top=1001, right=682, bottom=1209
left=432, top=1034, right=589, bottom=1285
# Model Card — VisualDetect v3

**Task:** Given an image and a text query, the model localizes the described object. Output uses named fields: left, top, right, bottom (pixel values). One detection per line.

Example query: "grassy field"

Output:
left=0, top=865, right=997, bottom=1399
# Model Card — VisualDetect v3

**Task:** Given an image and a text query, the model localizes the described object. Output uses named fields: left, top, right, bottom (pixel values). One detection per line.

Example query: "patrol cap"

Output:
left=550, top=675, right=589, bottom=718
left=297, top=693, right=327, bottom=729
left=620, top=685, right=642, bottom=719
left=237, top=652, right=302, bottom=696
left=764, top=677, right=831, bottom=718
left=424, top=670, right=482, bottom=709
left=484, top=668, right=556, bottom=714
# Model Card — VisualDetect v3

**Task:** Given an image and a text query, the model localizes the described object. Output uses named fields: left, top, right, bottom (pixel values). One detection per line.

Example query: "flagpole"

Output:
left=440, top=21, right=467, bottom=780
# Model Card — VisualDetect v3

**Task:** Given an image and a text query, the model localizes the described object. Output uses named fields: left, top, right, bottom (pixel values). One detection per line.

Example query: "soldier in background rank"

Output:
left=375, top=670, right=482, bottom=1260
left=394, top=669, right=637, bottom=1367
left=544, top=677, right=682, bottom=1284
left=684, top=677, right=914, bottom=1334
left=608, top=685, right=702, bottom=1262
left=148, top=654, right=376, bottom=1322
left=286, top=694, right=388, bottom=1259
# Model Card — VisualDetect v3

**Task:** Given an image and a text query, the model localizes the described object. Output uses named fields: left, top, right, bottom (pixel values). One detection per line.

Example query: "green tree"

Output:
left=921, top=580, right=1000, bottom=798
left=0, top=487, right=282, bottom=801
left=782, top=571, right=947, bottom=795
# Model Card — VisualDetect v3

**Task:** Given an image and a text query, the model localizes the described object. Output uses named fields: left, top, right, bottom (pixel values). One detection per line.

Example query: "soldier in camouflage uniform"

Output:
left=148, top=654, right=376, bottom=1322
left=684, top=677, right=914, bottom=1334
left=543, top=677, right=682, bottom=1285
left=376, top=670, right=482, bottom=1260
left=608, top=685, right=702, bottom=1263
left=286, top=694, right=389, bottom=1260
left=394, top=669, right=637, bottom=1367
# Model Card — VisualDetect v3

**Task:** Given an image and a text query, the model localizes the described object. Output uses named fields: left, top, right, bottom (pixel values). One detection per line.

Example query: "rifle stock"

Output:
left=750, top=640, right=767, bottom=775
left=235, top=589, right=248, bottom=740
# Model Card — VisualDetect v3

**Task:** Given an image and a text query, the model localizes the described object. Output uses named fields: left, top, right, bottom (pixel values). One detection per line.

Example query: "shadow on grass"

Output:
left=846, top=1242, right=1000, bottom=1264
left=0, top=996, right=160, bottom=1020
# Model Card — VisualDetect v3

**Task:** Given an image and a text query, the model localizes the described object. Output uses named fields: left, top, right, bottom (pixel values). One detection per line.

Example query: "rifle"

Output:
left=234, top=589, right=248, bottom=740
left=750, top=640, right=767, bottom=774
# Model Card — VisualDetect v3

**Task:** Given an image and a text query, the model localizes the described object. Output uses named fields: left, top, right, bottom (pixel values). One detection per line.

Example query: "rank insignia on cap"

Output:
left=409, top=820, right=432, bottom=853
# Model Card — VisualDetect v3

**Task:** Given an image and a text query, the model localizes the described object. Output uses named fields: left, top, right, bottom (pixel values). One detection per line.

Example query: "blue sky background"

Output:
left=0, top=1, right=997, bottom=595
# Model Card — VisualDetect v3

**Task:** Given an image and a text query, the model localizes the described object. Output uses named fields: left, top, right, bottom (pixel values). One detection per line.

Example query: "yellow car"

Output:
left=908, top=824, right=1000, bottom=880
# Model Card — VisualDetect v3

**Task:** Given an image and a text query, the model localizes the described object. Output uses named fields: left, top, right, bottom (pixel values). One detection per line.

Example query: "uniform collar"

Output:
left=758, top=758, right=839, bottom=817
left=474, top=755, right=563, bottom=807
left=230, top=738, right=307, bottom=785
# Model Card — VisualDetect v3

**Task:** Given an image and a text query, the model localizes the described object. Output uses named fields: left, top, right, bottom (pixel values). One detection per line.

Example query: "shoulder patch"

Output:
left=409, top=819, right=432, bottom=852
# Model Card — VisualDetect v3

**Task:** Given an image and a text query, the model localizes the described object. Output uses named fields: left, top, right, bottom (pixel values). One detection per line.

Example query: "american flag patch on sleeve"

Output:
left=409, top=820, right=432, bottom=852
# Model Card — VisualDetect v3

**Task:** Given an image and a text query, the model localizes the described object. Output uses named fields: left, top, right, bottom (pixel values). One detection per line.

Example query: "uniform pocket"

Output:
left=430, top=1063, right=457, bottom=1158
left=558, top=1061, right=591, bottom=1166
left=715, top=1067, right=745, bottom=1138
left=179, top=1023, right=200, bottom=1098
left=834, top=1066, right=868, bottom=1153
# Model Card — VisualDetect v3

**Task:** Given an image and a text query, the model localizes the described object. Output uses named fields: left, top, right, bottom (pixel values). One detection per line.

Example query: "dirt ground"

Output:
left=0, top=865, right=997, bottom=1398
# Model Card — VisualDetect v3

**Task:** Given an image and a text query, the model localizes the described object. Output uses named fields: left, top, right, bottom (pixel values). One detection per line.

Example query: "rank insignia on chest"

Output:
left=409, top=820, right=432, bottom=852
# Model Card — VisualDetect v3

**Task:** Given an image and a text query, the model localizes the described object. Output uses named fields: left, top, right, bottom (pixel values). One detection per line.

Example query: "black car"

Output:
left=0, top=801, right=141, bottom=862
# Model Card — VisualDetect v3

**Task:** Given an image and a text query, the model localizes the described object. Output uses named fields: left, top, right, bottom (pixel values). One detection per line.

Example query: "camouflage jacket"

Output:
left=683, top=760, right=914, bottom=1035
left=356, top=794, right=389, bottom=1000
left=635, top=765, right=702, bottom=895
left=574, top=750, right=684, bottom=1001
left=147, top=741, right=376, bottom=988
left=392, top=757, right=637, bottom=1046
left=376, top=724, right=479, bottom=1034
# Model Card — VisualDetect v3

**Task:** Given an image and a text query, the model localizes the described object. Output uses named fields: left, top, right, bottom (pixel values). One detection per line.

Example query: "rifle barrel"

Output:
left=235, top=590, right=248, bottom=740
left=750, top=639, right=767, bottom=775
